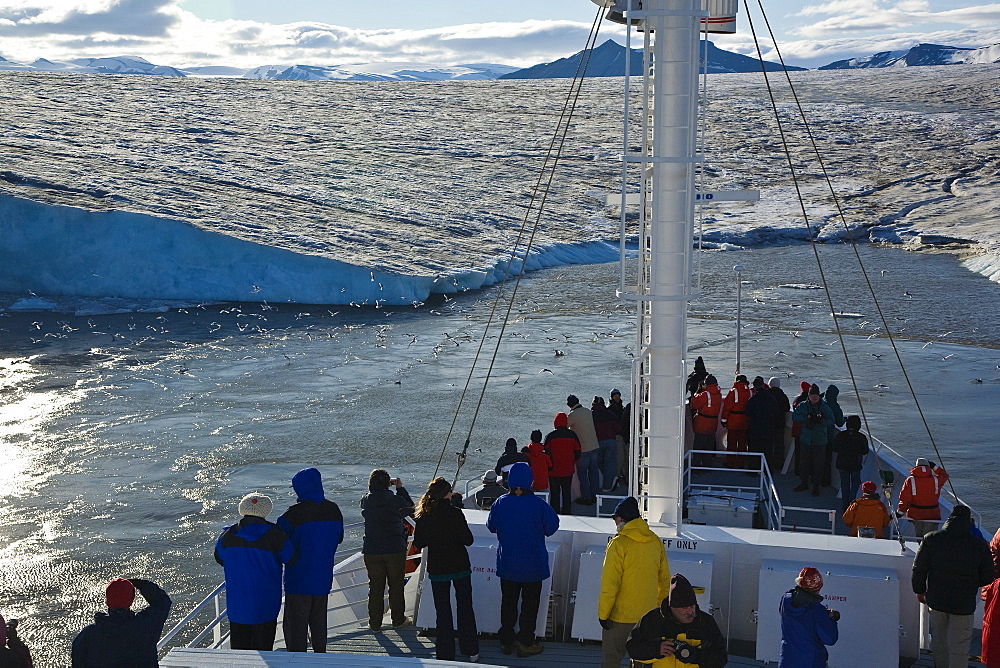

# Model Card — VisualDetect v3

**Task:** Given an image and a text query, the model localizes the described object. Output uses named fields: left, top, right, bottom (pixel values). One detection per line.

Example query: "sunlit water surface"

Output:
left=1, top=244, right=999, bottom=665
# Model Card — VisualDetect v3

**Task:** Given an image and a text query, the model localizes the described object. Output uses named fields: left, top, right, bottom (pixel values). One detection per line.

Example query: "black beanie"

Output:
left=809, top=384, right=821, bottom=395
left=613, top=496, right=641, bottom=523
left=668, top=573, right=697, bottom=608
left=704, top=374, right=717, bottom=386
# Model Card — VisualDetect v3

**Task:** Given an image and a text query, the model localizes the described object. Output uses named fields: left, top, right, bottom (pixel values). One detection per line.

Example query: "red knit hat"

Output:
left=861, top=481, right=877, bottom=494
left=795, top=567, right=823, bottom=592
left=106, top=578, right=136, bottom=609
left=799, top=381, right=812, bottom=393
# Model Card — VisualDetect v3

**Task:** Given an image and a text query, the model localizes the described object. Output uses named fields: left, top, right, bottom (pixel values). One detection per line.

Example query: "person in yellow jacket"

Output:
left=598, top=496, right=670, bottom=668
left=843, top=480, right=892, bottom=538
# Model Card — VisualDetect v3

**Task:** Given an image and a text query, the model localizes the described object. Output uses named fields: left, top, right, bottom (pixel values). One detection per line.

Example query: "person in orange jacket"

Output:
left=897, top=458, right=949, bottom=538
left=721, top=375, right=751, bottom=469
left=689, top=374, right=721, bottom=469
left=843, top=481, right=891, bottom=538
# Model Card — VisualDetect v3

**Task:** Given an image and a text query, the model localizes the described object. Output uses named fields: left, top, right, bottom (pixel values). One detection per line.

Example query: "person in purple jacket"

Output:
left=486, top=462, right=559, bottom=658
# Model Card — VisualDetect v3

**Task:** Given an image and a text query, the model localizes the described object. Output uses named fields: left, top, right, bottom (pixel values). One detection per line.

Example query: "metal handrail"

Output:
left=159, top=518, right=425, bottom=653
left=157, top=582, right=226, bottom=651
left=780, top=506, right=837, bottom=534
left=869, top=436, right=983, bottom=529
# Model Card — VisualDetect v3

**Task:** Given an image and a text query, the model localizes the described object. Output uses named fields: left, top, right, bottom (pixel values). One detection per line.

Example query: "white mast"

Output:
left=608, top=0, right=737, bottom=528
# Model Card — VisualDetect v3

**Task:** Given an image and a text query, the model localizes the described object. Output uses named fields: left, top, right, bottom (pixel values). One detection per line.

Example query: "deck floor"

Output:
left=163, top=626, right=771, bottom=666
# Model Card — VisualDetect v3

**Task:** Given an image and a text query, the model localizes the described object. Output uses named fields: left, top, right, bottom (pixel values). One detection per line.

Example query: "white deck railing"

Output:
left=158, top=518, right=421, bottom=654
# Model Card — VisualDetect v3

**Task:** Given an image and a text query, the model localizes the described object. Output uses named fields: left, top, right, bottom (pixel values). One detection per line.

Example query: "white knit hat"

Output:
left=239, top=492, right=272, bottom=518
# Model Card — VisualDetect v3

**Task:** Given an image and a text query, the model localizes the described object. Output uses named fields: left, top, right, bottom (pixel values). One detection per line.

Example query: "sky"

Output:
left=0, top=0, right=998, bottom=70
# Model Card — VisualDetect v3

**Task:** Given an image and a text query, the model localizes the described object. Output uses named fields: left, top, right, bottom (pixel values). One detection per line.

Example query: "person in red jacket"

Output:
left=897, top=458, right=949, bottom=538
left=689, top=374, right=722, bottom=470
left=721, top=375, right=751, bottom=469
left=524, top=430, right=552, bottom=492
left=543, top=413, right=580, bottom=515
left=980, top=527, right=1000, bottom=667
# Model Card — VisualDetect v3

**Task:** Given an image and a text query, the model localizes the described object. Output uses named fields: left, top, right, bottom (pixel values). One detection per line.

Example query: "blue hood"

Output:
left=292, top=467, right=325, bottom=503
left=507, top=462, right=533, bottom=490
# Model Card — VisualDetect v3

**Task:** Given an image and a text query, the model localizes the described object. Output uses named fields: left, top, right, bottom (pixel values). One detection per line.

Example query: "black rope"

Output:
left=751, top=1, right=955, bottom=502
left=743, top=1, right=914, bottom=546
left=432, top=3, right=606, bottom=489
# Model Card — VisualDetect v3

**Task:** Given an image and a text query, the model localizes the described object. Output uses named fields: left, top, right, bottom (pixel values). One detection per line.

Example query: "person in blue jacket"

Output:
left=71, top=577, right=171, bottom=667
left=276, top=468, right=344, bottom=653
left=486, top=462, right=559, bottom=658
left=215, top=492, right=296, bottom=651
left=779, top=567, right=838, bottom=667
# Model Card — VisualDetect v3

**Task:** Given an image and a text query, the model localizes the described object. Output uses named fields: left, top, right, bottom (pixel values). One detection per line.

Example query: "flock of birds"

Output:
left=1, top=276, right=998, bottom=394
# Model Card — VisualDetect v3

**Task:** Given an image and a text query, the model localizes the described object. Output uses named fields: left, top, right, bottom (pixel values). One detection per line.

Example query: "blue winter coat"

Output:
left=486, top=462, right=559, bottom=582
left=276, top=468, right=345, bottom=596
left=779, top=587, right=838, bottom=668
left=215, top=516, right=296, bottom=624
left=792, top=399, right=835, bottom=447
left=71, top=579, right=172, bottom=668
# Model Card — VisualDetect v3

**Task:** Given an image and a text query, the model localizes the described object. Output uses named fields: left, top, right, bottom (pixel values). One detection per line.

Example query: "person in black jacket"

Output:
left=831, top=415, right=869, bottom=512
left=412, top=477, right=480, bottom=662
left=361, top=469, right=415, bottom=631
left=0, top=615, right=32, bottom=668
left=495, top=438, right=528, bottom=488
left=746, top=377, right=780, bottom=472
left=71, top=577, right=171, bottom=667
left=912, top=504, right=994, bottom=668
left=626, top=573, right=727, bottom=667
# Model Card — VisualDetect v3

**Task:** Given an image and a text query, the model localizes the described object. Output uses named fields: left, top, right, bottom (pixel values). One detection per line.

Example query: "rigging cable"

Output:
left=750, top=0, right=957, bottom=502
left=432, top=3, right=607, bottom=488
left=742, top=1, right=908, bottom=547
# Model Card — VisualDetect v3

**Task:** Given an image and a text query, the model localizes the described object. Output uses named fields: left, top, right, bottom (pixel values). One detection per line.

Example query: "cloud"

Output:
left=794, top=1, right=1000, bottom=37
left=715, top=24, right=1000, bottom=67
left=0, top=0, right=995, bottom=71
left=0, top=0, right=179, bottom=38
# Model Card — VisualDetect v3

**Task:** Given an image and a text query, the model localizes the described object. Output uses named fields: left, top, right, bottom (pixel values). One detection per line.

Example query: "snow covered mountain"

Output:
left=499, top=39, right=806, bottom=79
left=0, top=55, right=190, bottom=75
left=819, top=43, right=1000, bottom=69
left=242, top=62, right=518, bottom=81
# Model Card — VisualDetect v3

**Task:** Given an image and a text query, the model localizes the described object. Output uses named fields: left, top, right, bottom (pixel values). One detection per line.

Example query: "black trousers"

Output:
left=283, top=593, right=328, bottom=652
left=431, top=575, right=479, bottom=660
left=798, top=444, right=825, bottom=488
left=499, top=579, right=542, bottom=646
left=549, top=476, right=573, bottom=514
left=230, top=619, right=277, bottom=651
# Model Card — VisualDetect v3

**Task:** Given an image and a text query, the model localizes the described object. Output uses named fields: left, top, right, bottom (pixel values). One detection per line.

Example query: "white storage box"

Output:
left=686, top=491, right=757, bottom=528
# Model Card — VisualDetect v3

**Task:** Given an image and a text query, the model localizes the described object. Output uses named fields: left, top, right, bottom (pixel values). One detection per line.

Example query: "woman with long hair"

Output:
left=412, top=477, right=479, bottom=662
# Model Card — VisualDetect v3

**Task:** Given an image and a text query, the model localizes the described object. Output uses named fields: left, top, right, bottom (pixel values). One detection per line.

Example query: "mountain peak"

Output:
left=499, top=39, right=806, bottom=79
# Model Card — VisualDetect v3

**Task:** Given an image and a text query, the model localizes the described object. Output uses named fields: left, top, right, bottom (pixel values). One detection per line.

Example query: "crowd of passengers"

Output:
left=8, top=464, right=995, bottom=667
left=3, top=358, right=997, bottom=666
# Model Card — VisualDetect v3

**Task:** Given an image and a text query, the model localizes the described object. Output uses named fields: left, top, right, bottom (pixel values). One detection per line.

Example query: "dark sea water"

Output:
left=2, top=240, right=1000, bottom=665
